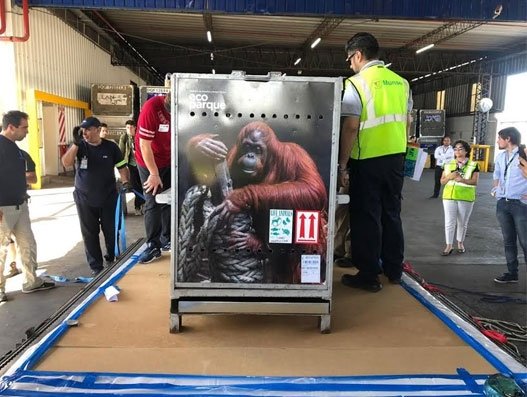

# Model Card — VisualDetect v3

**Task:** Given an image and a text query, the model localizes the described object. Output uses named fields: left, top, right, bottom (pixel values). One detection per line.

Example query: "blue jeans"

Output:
left=496, top=199, right=527, bottom=276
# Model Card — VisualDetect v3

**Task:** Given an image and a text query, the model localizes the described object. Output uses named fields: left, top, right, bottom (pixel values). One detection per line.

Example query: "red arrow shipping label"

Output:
left=294, top=210, right=320, bottom=244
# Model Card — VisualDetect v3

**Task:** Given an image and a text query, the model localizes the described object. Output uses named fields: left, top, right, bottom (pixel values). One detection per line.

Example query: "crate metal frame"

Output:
left=169, top=72, right=341, bottom=333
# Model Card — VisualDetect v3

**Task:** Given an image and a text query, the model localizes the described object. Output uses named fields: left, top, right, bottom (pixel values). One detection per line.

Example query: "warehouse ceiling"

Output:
left=56, top=8, right=527, bottom=86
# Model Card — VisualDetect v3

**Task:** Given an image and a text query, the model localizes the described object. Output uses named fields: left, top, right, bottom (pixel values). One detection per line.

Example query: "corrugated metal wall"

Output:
left=14, top=7, right=147, bottom=102
left=19, top=0, right=527, bottom=21
left=14, top=7, right=146, bottom=135
left=413, top=74, right=508, bottom=117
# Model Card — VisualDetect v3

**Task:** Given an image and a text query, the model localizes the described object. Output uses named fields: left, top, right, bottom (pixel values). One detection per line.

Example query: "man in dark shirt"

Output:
left=0, top=111, right=56, bottom=302
left=62, top=117, right=130, bottom=275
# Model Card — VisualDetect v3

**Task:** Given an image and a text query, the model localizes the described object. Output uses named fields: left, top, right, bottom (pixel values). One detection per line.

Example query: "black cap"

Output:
left=80, top=117, right=101, bottom=129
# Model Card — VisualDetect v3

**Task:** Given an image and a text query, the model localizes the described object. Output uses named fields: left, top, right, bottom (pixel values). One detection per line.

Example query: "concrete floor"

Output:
left=0, top=181, right=145, bottom=364
left=0, top=169, right=525, bottom=368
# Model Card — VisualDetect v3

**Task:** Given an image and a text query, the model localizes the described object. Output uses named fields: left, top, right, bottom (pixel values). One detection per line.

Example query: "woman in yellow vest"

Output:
left=440, top=140, right=479, bottom=255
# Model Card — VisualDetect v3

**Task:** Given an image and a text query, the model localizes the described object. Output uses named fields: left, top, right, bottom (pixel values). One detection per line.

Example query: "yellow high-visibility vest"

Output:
left=442, top=159, right=478, bottom=202
left=348, top=65, right=409, bottom=160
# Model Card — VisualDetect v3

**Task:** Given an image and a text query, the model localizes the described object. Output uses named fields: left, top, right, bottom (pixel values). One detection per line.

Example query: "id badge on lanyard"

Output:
left=80, top=156, right=88, bottom=169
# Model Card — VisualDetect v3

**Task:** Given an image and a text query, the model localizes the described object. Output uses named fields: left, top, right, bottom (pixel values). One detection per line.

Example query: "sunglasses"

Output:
left=346, top=51, right=358, bottom=63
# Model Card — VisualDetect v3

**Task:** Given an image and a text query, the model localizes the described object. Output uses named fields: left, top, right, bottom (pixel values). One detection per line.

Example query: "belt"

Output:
left=499, top=198, right=520, bottom=202
left=0, top=201, right=26, bottom=210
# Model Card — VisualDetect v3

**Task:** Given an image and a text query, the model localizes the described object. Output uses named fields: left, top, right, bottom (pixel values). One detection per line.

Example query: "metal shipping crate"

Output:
left=139, top=86, right=170, bottom=110
left=170, top=71, right=341, bottom=333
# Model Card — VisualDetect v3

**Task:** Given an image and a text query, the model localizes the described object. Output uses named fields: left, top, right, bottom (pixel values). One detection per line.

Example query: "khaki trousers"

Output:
left=0, top=202, right=43, bottom=292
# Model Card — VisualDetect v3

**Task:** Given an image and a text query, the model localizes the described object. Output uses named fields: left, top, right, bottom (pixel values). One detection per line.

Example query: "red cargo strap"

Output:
left=481, top=329, right=508, bottom=344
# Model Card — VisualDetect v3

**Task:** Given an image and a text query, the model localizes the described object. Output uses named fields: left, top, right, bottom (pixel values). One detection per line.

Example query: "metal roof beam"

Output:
left=401, top=21, right=484, bottom=51
left=301, top=17, right=344, bottom=50
left=131, top=44, right=503, bottom=78
left=291, top=17, right=344, bottom=67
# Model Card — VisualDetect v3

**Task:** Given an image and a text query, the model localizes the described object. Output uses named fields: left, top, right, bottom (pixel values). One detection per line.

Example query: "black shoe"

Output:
left=22, top=281, right=56, bottom=294
left=0, top=292, right=8, bottom=302
left=440, top=249, right=453, bottom=256
left=104, top=254, right=115, bottom=264
left=341, top=273, right=382, bottom=292
left=429, top=195, right=439, bottom=199
left=139, top=246, right=162, bottom=263
left=335, top=257, right=354, bottom=268
left=91, top=268, right=103, bottom=276
left=161, top=241, right=171, bottom=252
left=494, top=273, right=518, bottom=284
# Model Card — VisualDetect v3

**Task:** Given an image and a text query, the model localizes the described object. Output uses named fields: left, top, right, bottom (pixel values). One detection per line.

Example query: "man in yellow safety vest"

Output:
left=338, top=32, right=412, bottom=292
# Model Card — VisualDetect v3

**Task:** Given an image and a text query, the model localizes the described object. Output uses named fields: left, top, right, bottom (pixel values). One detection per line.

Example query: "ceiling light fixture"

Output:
left=207, top=30, right=212, bottom=42
left=212, top=69, right=216, bottom=74
left=294, top=58, right=301, bottom=66
left=210, top=53, right=214, bottom=60
left=385, top=63, right=392, bottom=68
left=415, top=43, right=434, bottom=54
left=310, top=37, right=321, bottom=49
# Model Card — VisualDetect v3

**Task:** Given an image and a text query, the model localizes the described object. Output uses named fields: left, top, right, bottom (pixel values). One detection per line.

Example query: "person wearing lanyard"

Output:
left=492, top=127, right=527, bottom=284
left=0, top=111, right=56, bottom=302
left=439, top=140, right=479, bottom=255
left=134, top=94, right=172, bottom=264
left=431, top=136, right=454, bottom=198
left=62, top=117, right=130, bottom=276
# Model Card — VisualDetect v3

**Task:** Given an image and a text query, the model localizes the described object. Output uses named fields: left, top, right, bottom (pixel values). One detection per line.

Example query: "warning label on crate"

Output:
left=268, top=209, right=293, bottom=243
left=295, top=210, right=320, bottom=244
left=301, top=255, right=321, bottom=283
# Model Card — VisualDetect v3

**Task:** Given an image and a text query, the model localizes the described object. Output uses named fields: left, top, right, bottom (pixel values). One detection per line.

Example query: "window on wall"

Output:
left=436, top=90, right=445, bottom=110
left=470, top=83, right=480, bottom=112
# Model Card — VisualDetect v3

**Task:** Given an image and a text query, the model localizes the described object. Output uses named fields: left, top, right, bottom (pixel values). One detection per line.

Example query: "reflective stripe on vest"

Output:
left=349, top=66, right=409, bottom=160
left=442, top=160, right=477, bottom=202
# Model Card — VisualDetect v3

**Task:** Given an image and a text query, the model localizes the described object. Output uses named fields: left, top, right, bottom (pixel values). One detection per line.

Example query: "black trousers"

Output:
left=349, top=154, right=405, bottom=281
left=74, top=191, right=117, bottom=271
left=433, top=166, right=443, bottom=197
left=129, top=165, right=145, bottom=210
left=138, top=165, right=171, bottom=248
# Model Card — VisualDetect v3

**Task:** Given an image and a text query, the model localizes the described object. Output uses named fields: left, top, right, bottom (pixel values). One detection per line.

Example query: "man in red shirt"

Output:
left=135, top=95, right=172, bottom=263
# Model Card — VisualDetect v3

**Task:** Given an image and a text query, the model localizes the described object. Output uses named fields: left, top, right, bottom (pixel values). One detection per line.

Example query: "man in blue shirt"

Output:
left=492, top=127, right=527, bottom=283
left=62, top=117, right=130, bottom=275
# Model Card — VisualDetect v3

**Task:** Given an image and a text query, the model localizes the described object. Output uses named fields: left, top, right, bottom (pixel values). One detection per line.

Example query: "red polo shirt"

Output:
left=135, top=95, right=171, bottom=168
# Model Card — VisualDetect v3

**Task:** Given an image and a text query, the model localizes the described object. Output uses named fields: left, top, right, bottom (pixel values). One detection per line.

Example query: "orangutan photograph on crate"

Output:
left=177, top=121, right=328, bottom=284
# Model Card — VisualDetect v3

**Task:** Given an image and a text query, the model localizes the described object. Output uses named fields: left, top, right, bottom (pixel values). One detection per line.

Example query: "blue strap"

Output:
left=114, top=192, right=126, bottom=258
left=46, top=275, right=69, bottom=283
left=132, top=189, right=145, bottom=201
